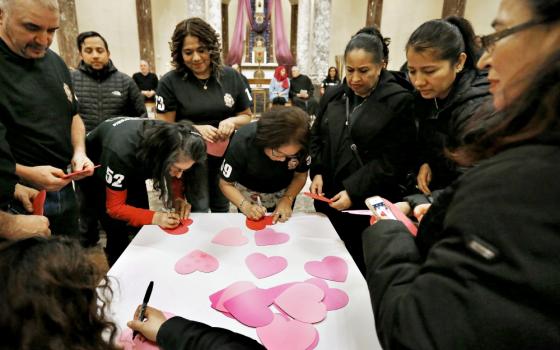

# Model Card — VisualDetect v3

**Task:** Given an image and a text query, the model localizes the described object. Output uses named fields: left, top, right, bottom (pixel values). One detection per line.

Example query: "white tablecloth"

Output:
left=107, top=213, right=381, bottom=349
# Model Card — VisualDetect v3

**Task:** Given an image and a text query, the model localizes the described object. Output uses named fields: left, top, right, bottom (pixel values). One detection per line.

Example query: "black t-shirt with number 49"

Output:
left=220, top=122, right=310, bottom=193
left=155, top=66, right=252, bottom=127
left=87, top=117, right=158, bottom=191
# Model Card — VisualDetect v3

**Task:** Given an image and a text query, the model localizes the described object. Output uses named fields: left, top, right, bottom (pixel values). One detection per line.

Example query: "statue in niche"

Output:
left=253, top=36, right=265, bottom=78
left=244, top=0, right=273, bottom=65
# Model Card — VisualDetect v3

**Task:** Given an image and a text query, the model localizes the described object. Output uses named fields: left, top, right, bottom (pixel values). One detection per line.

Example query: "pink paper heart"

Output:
left=211, top=227, right=249, bottom=246
left=223, top=288, right=275, bottom=328
left=209, top=281, right=256, bottom=313
left=304, top=256, right=348, bottom=282
left=305, top=278, right=349, bottom=311
left=119, top=312, right=174, bottom=350
left=246, top=253, right=288, bottom=279
left=161, top=218, right=193, bottom=235
left=174, top=250, right=219, bottom=274
left=255, top=228, right=290, bottom=246
left=257, top=313, right=319, bottom=350
left=274, top=283, right=327, bottom=324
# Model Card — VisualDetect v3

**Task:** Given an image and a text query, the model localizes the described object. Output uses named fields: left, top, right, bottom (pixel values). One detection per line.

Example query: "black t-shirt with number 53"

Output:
left=86, top=117, right=159, bottom=192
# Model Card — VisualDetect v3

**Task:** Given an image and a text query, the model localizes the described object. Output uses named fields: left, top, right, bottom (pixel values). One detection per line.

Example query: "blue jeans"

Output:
left=44, top=184, right=79, bottom=237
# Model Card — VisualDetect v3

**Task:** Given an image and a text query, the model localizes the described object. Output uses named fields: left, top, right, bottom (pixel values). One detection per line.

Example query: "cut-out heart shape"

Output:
left=223, top=288, right=275, bottom=328
left=383, top=198, right=418, bottom=236
left=246, top=253, right=288, bottom=279
left=274, top=283, right=326, bottom=324
left=206, top=139, right=230, bottom=157
left=174, top=250, right=219, bottom=274
left=32, top=190, right=46, bottom=215
left=303, top=191, right=333, bottom=203
left=119, top=312, right=174, bottom=350
left=211, top=227, right=249, bottom=246
left=161, top=218, right=193, bottom=235
left=209, top=281, right=256, bottom=313
left=255, top=228, right=290, bottom=246
left=264, top=282, right=298, bottom=300
left=246, top=215, right=274, bottom=230
left=305, top=278, right=349, bottom=311
left=304, top=256, right=348, bottom=282
left=256, top=314, right=319, bottom=350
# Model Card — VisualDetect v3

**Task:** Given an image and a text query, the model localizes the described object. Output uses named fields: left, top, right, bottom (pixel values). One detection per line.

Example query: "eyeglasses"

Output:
left=480, top=19, right=542, bottom=54
left=271, top=148, right=298, bottom=160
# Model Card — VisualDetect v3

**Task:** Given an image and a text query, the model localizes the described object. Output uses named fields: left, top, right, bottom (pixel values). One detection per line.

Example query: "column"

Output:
left=309, top=0, right=331, bottom=82
left=222, top=0, right=230, bottom=58
left=136, top=0, right=156, bottom=72
left=187, top=0, right=205, bottom=18
left=366, top=0, right=383, bottom=28
left=296, top=0, right=312, bottom=73
left=289, top=0, right=298, bottom=64
left=442, top=0, right=467, bottom=17
left=56, top=0, right=79, bottom=68
left=207, top=0, right=223, bottom=39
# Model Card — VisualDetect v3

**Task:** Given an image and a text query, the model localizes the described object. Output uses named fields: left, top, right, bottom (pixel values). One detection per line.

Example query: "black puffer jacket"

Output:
left=71, top=60, right=146, bottom=132
left=415, top=68, right=492, bottom=189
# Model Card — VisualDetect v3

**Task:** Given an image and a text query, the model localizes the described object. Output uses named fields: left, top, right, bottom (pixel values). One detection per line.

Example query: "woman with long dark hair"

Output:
left=363, top=0, right=560, bottom=347
left=82, top=117, right=207, bottom=264
left=156, top=17, right=252, bottom=213
left=320, top=66, right=341, bottom=96
left=406, top=16, right=491, bottom=196
left=309, top=27, right=416, bottom=272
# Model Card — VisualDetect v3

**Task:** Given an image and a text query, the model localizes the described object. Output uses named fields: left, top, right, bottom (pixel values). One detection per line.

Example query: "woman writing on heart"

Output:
left=219, top=107, right=310, bottom=222
left=80, top=117, right=207, bottom=264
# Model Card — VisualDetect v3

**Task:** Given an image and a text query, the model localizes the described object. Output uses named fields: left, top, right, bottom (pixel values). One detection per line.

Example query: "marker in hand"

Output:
left=132, top=281, right=154, bottom=340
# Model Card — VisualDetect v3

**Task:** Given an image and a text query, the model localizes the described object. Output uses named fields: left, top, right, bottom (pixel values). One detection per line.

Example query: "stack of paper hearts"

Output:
left=209, top=277, right=350, bottom=350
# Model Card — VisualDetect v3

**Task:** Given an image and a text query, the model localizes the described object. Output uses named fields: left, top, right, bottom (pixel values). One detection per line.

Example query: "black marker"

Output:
left=132, top=281, right=154, bottom=340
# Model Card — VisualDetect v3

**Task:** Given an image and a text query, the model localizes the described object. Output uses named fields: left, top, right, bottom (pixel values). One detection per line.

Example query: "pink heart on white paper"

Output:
left=119, top=312, right=174, bottom=350
left=174, top=250, right=219, bottom=274
left=209, top=281, right=256, bottom=313
left=211, top=227, right=249, bottom=246
left=304, top=256, right=348, bottom=282
left=255, top=228, right=290, bottom=246
left=257, top=313, right=319, bottom=350
left=264, top=282, right=298, bottom=300
left=223, top=288, right=275, bottom=328
left=274, top=283, right=327, bottom=324
left=305, top=278, right=349, bottom=311
left=245, top=253, right=288, bottom=279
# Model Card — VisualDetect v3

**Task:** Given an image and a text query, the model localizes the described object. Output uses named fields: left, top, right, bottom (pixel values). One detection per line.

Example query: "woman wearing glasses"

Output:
left=156, top=18, right=252, bottom=213
left=309, top=27, right=416, bottom=273
left=219, top=107, right=309, bottom=222
left=363, top=0, right=560, bottom=348
left=406, top=16, right=491, bottom=197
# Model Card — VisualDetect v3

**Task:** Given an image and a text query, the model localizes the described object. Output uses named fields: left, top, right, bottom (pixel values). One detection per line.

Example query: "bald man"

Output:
left=0, top=0, right=94, bottom=236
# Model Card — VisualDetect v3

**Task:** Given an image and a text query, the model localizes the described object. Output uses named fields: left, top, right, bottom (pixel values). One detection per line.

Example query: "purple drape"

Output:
left=270, top=0, right=294, bottom=66
left=225, top=0, right=246, bottom=65
left=226, top=0, right=294, bottom=66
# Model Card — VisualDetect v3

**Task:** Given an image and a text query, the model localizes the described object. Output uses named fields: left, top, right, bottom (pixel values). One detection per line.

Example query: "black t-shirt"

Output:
left=156, top=66, right=252, bottom=127
left=0, top=121, right=16, bottom=204
left=87, top=117, right=156, bottom=192
left=220, top=122, right=309, bottom=193
left=133, top=72, right=158, bottom=92
left=0, top=39, right=76, bottom=169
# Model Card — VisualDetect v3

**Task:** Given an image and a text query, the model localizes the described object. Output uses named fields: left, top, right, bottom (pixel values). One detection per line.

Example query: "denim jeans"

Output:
left=44, top=184, right=79, bottom=237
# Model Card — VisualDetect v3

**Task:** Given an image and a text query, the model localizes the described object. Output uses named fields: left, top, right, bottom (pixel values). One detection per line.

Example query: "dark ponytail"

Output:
left=355, top=26, right=390, bottom=64
left=406, top=16, right=478, bottom=69
left=345, top=27, right=385, bottom=65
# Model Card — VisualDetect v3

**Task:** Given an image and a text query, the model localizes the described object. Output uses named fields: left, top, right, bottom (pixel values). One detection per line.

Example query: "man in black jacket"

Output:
left=71, top=31, right=146, bottom=133
left=289, top=66, right=318, bottom=116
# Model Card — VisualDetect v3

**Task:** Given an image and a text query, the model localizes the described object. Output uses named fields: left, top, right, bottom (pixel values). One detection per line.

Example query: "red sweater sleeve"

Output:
left=106, top=188, right=155, bottom=227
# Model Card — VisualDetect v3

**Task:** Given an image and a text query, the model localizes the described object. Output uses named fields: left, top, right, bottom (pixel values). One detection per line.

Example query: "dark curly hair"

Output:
left=0, top=237, right=118, bottom=350
left=137, top=120, right=207, bottom=209
left=169, top=17, right=223, bottom=79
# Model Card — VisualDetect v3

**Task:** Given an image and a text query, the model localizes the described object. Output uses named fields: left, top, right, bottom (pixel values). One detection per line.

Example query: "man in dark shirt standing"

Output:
left=289, top=66, right=318, bottom=116
left=0, top=0, right=94, bottom=236
left=132, top=59, right=159, bottom=102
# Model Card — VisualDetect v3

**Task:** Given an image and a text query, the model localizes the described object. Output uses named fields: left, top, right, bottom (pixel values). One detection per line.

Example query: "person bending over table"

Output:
left=0, top=236, right=265, bottom=350
left=81, top=117, right=207, bottom=264
left=156, top=17, right=252, bottom=213
left=219, top=107, right=310, bottom=223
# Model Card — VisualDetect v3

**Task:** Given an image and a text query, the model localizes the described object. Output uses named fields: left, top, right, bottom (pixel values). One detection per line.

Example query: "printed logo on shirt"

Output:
left=245, top=88, right=253, bottom=102
left=111, top=91, right=122, bottom=96
left=287, top=158, right=299, bottom=170
left=224, top=93, right=235, bottom=108
left=221, top=159, right=233, bottom=178
left=306, top=155, right=311, bottom=166
left=63, top=83, right=73, bottom=103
